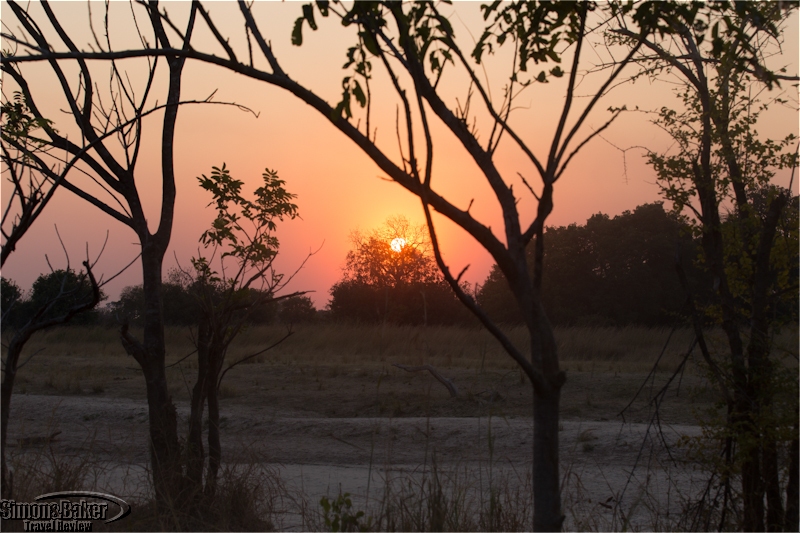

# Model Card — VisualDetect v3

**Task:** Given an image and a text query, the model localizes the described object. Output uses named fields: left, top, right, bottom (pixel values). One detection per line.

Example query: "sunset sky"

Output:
left=2, top=1, right=798, bottom=308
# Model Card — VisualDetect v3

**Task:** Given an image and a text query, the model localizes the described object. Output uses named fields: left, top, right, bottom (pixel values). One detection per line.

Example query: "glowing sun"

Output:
left=390, top=238, right=406, bottom=253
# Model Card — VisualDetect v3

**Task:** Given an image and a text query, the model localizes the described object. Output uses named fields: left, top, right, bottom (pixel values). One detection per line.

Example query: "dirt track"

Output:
left=8, top=393, right=704, bottom=529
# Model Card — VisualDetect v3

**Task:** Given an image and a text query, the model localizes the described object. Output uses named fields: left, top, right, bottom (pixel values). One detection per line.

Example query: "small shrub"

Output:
left=321, top=492, right=371, bottom=532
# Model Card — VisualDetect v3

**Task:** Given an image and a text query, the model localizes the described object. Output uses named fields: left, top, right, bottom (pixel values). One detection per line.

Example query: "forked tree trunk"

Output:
left=206, top=380, right=221, bottom=497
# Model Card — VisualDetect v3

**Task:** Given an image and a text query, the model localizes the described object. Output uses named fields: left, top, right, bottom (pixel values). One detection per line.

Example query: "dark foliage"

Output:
left=278, top=295, right=317, bottom=324
left=329, top=278, right=471, bottom=326
left=1, top=278, right=22, bottom=324
left=108, top=281, right=199, bottom=327
left=478, top=203, right=708, bottom=326
left=107, top=280, right=277, bottom=328
left=3, top=270, right=102, bottom=328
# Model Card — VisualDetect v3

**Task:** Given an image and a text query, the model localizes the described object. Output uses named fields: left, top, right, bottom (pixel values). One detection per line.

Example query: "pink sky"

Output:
left=2, top=2, right=798, bottom=308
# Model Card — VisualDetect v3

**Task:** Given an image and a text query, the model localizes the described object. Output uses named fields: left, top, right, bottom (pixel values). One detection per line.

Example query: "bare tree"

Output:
left=1, top=0, right=197, bottom=507
left=1, top=42, right=104, bottom=502
left=1, top=256, right=100, bottom=498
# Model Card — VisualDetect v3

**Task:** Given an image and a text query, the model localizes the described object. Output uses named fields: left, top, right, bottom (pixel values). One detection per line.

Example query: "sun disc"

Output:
left=390, top=237, right=406, bottom=252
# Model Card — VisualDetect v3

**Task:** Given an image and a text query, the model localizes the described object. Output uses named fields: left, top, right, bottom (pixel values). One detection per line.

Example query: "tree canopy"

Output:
left=2, top=269, right=103, bottom=328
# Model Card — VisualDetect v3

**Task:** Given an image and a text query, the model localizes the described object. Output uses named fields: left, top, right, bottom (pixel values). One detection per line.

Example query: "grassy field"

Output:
left=10, top=322, right=707, bottom=373
left=8, top=322, right=797, bottom=422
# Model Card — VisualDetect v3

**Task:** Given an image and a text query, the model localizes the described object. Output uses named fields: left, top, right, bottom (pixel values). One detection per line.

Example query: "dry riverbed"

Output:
left=8, top=364, right=710, bottom=530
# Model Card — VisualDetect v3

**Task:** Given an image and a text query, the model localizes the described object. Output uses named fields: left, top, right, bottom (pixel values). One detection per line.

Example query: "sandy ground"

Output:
left=7, top=392, right=705, bottom=530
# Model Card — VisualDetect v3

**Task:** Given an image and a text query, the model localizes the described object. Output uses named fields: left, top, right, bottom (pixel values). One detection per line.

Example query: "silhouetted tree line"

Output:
left=479, top=201, right=799, bottom=327
left=107, top=271, right=317, bottom=327
left=329, top=278, right=473, bottom=326
left=6, top=202, right=795, bottom=331
left=1, top=271, right=318, bottom=330
left=480, top=203, right=711, bottom=327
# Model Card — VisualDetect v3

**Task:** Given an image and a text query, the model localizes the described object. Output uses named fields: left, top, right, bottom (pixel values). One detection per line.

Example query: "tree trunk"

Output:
left=742, top=433, right=765, bottom=531
left=205, top=379, right=221, bottom=498
left=187, top=319, right=211, bottom=495
left=524, top=289, right=564, bottom=531
left=532, top=381, right=563, bottom=531
left=1, top=334, right=26, bottom=498
left=123, top=246, right=184, bottom=511
left=764, top=435, right=784, bottom=531
left=785, top=409, right=799, bottom=532
left=143, top=366, right=182, bottom=507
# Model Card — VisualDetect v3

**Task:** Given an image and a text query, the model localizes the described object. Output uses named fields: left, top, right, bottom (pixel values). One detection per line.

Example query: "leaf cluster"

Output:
left=1, top=91, right=55, bottom=149
left=198, top=164, right=298, bottom=271
left=320, top=492, right=371, bottom=532
left=474, top=1, right=584, bottom=83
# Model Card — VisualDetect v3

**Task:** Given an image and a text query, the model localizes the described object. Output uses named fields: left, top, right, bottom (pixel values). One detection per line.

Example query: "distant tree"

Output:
left=0, top=278, right=23, bottom=327
left=112, top=272, right=200, bottom=328
left=343, top=216, right=439, bottom=288
left=279, top=295, right=317, bottom=324
left=329, top=216, right=469, bottom=325
left=23, top=269, right=103, bottom=326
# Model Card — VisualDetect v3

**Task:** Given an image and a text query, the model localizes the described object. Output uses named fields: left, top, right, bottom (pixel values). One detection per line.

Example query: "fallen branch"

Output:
left=392, top=363, right=458, bottom=398
left=17, top=430, right=62, bottom=447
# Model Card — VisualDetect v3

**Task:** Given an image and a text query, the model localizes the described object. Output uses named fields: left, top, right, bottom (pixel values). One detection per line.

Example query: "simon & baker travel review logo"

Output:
left=0, top=491, right=130, bottom=531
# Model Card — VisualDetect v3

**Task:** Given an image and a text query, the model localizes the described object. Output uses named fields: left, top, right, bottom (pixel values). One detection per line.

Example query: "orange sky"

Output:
left=2, top=1, right=798, bottom=308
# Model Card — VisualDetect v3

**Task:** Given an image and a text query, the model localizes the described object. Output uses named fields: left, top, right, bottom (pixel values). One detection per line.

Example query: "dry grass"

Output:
left=7, top=323, right=796, bottom=423
left=6, top=450, right=292, bottom=532
left=6, top=323, right=713, bottom=372
left=350, top=459, right=535, bottom=532
left=12, top=322, right=796, bottom=371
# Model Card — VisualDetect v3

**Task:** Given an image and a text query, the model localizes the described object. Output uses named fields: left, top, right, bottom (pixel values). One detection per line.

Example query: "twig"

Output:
left=392, top=363, right=458, bottom=398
